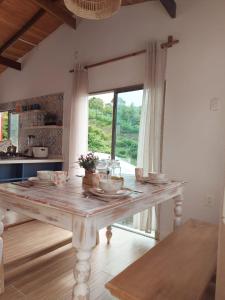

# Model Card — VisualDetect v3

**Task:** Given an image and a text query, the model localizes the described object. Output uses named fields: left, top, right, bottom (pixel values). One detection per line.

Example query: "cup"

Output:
left=37, top=170, right=54, bottom=181
left=135, top=168, right=143, bottom=182
left=99, top=179, right=123, bottom=194
left=52, top=171, right=68, bottom=186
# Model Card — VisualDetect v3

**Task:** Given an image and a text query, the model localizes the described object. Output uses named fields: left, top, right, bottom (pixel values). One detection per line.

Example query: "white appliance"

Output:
left=32, top=147, right=48, bottom=158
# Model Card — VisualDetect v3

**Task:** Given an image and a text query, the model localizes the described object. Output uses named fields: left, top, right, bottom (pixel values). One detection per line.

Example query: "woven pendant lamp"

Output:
left=64, top=0, right=121, bottom=20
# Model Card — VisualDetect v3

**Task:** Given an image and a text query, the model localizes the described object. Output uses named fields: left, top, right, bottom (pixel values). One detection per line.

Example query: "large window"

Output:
left=88, top=86, right=143, bottom=173
left=88, top=86, right=155, bottom=238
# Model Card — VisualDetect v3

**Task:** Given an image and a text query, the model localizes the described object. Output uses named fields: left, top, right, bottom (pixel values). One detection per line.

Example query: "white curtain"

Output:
left=68, top=64, right=89, bottom=177
left=133, top=41, right=167, bottom=236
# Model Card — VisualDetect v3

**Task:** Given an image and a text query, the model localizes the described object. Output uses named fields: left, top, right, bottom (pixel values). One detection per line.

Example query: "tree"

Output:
left=2, top=112, right=8, bottom=140
left=88, top=95, right=142, bottom=165
left=88, top=126, right=111, bottom=154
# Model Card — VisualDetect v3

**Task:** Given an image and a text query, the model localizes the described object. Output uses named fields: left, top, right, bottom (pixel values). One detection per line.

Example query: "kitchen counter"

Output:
left=0, top=159, right=63, bottom=183
left=0, top=158, right=63, bottom=164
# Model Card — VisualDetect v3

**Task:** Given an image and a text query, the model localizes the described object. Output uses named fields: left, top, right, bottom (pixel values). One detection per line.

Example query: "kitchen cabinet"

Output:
left=0, top=160, right=63, bottom=183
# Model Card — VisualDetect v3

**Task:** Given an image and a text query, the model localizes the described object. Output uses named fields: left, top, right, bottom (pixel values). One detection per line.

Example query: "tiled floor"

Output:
left=1, top=224, right=156, bottom=300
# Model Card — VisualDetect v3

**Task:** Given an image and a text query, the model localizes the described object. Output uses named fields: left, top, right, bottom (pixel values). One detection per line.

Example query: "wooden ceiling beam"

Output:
left=160, top=0, right=176, bottom=18
left=0, top=56, right=21, bottom=71
left=122, top=0, right=177, bottom=18
left=31, top=0, right=76, bottom=29
left=0, top=9, right=45, bottom=55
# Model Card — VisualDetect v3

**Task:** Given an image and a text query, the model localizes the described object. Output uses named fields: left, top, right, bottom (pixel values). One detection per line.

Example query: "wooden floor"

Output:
left=0, top=221, right=156, bottom=300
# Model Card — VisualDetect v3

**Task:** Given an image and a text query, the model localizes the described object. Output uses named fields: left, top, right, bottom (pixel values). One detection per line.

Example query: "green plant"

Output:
left=88, top=126, right=111, bottom=153
left=78, top=153, right=99, bottom=173
left=88, top=95, right=142, bottom=166
left=1, top=112, right=9, bottom=140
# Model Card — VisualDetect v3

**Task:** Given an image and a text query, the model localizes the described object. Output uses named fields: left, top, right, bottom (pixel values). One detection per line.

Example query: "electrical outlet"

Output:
left=204, top=195, right=215, bottom=208
left=210, top=98, right=220, bottom=111
left=74, top=51, right=79, bottom=61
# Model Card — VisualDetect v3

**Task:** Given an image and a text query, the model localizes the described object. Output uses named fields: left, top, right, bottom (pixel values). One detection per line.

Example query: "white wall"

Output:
left=0, top=0, right=224, bottom=235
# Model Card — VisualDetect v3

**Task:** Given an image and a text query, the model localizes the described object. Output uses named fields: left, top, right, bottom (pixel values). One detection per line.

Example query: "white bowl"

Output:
left=148, top=172, right=167, bottom=181
left=37, top=170, right=54, bottom=181
left=99, top=179, right=123, bottom=194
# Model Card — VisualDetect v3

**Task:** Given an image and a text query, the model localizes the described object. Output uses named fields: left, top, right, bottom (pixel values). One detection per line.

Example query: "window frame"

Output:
left=88, top=84, right=144, bottom=160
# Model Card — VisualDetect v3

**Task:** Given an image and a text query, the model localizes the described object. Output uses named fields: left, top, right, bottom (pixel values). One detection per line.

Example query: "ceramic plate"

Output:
left=141, top=177, right=169, bottom=184
left=88, top=188, right=132, bottom=200
left=28, top=177, right=54, bottom=186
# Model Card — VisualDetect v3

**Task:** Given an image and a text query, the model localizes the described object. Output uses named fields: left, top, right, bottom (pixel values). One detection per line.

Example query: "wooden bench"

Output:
left=106, top=219, right=218, bottom=300
left=216, top=191, right=225, bottom=299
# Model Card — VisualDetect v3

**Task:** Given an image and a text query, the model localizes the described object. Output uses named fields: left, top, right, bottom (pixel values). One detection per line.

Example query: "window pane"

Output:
left=10, top=113, right=19, bottom=149
left=88, top=92, right=114, bottom=160
left=0, top=112, right=9, bottom=141
left=115, top=89, right=143, bottom=174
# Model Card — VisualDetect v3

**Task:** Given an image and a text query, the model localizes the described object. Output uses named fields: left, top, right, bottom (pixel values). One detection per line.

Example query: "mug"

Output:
left=37, top=170, right=54, bottom=181
left=52, top=171, right=68, bottom=186
left=135, top=168, right=143, bottom=182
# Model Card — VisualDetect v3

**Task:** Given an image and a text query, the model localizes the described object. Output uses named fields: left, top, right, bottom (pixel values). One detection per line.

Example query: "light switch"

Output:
left=210, top=97, right=220, bottom=111
left=204, top=195, right=215, bottom=208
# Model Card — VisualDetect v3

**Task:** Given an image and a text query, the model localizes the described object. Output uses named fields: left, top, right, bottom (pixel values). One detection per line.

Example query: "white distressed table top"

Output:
left=0, top=177, right=183, bottom=217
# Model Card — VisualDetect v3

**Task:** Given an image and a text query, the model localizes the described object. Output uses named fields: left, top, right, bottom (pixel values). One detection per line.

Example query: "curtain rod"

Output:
left=69, top=36, right=179, bottom=73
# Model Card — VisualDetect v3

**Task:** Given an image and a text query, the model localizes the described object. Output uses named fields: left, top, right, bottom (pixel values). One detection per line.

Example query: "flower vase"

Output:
left=82, top=171, right=99, bottom=187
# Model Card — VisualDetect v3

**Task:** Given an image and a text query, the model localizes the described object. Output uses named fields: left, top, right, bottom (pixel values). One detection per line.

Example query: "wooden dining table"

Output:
left=0, top=176, right=184, bottom=300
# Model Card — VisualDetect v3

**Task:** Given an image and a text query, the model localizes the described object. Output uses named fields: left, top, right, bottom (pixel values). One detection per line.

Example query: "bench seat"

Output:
left=106, top=219, right=218, bottom=300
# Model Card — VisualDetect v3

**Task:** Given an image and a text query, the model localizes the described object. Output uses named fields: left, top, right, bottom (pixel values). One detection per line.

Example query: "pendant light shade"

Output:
left=64, top=0, right=121, bottom=20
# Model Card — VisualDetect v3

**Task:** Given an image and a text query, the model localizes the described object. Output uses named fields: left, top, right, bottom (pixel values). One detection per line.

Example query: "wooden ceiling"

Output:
left=0, top=0, right=176, bottom=74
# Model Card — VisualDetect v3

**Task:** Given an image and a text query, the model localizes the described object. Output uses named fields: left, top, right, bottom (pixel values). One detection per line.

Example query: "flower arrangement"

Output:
left=78, top=153, right=99, bottom=173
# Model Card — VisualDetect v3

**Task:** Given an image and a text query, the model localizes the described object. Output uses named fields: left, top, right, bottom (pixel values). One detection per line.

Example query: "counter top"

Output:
left=0, top=158, right=63, bottom=164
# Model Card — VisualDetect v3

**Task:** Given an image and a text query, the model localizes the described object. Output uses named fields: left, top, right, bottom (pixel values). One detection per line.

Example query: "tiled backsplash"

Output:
left=0, top=93, right=63, bottom=157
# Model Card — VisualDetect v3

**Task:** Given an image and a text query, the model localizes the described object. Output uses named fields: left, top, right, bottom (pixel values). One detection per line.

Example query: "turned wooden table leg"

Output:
left=173, top=192, right=183, bottom=230
left=106, top=226, right=112, bottom=244
left=0, top=209, right=5, bottom=294
left=72, top=217, right=96, bottom=300
left=73, top=248, right=92, bottom=300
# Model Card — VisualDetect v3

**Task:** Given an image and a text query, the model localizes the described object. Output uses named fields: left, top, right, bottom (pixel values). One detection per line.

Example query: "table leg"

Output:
left=174, top=192, right=183, bottom=230
left=73, top=248, right=92, bottom=300
left=72, top=217, right=96, bottom=300
left=0, top=209, right=5, bottom=294
left=106, top=226, right=112, bottom=244
left=155, top=204, right=161, bottom=241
